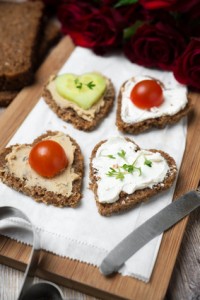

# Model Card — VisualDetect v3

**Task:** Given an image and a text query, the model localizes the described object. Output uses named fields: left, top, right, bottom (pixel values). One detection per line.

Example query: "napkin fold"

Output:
left=0, top=47, right=187, bottom=282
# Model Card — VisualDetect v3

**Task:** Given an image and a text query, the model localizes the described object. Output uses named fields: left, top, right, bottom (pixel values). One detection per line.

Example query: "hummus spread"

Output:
left=5, top=132, right=79, bottom=196
left=46, top=76, right=108, bottom=122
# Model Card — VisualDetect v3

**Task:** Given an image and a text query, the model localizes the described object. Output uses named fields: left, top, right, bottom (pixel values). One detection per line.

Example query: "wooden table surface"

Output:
left=1, top=106, right=200, bottom=300
left=0, top=207, right=200, bottom=300
left=0, top=43, right=200, bottom=299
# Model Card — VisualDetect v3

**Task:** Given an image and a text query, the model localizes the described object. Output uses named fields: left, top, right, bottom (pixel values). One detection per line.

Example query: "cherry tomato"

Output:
left=29, top=140, right=68, bottom=178
left=130, top=79, right=164, bottom=109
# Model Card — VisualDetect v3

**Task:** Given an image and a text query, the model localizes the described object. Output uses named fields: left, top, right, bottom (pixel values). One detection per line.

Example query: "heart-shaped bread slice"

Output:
left=0, top=131, right=84, bottom=207
left=43, top=72, right=115, bottom=131
left=55, top=73, right=107, bottom=110
left=116, top=76, right=192, bottom=134
left=90, top=136, right=177, bottom=216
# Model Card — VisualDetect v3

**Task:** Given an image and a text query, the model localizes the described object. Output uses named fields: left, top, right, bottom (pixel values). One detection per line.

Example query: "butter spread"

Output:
left=92, top=136, right=170, bottom=203
left=46, top=75, right=107, bottom=122
left=5, top=132, right=79, bottom=196
left=121, top=76, right=188, bottom=123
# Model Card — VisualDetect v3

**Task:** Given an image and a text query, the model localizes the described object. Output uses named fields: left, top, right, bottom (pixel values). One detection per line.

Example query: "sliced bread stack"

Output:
left=0, top=1, right=61, bottom=106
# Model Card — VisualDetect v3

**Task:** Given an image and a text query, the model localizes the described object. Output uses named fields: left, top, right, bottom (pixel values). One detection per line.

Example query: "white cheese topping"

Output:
left=121, top=76, right=188, bottom=123
left=92, top=136, right=169, bottom=203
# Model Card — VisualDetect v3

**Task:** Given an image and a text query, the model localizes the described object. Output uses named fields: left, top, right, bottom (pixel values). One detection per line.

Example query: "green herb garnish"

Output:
left=104, top=149, right=155, bottom=180
left=122, top=164, right=142, bottom=176
left=106, top=153, right=143, bottom=180
left=74, top=78, right=82, bottom=89
left=86, top=81, right=96, bottom=90
left=115, top=0, right=138, bottom=8
left=117, top=149, right=126, bottom=160
left=144, top=158, right=152, bottom=167
left=107, top=154, right=116, bottom=159
left=106, top=167, right=125, bottom=181
left=74, top=79, right=96, bottom=90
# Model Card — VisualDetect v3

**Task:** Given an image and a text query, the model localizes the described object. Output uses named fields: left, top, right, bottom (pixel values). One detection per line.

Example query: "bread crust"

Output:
left=90, top=139, right=177, bottom=216
left=0, top=90, right=18, bottom=107
left=0, top=131, right=84, bottom=208
left=43, top=78, right=115, bottom=131
left=0, top=21, right=61, bottom=107
left=116, top=80, right=192, bottom=134
left=0, top=1, right=44, bottom=91
left=37, top=20, right=61, bottom=67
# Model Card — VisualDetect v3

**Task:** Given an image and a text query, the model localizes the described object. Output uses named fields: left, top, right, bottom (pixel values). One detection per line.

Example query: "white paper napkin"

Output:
left=0, top=47, right=187, bottom=282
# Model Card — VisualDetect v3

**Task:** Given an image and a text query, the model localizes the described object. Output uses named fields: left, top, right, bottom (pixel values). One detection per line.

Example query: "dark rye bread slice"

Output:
left=0, top=1, right=44, bottom=91
left=43, top=77, right=115, bottom=131
left=0, top=20, right=61, bottom=107
left=38, top=20, right=61, bottom=62
left=116, top=80, right=192, bottom=134
left=90, top=139, right=177, bottom=216
left=0, top=90, right=18, bottom=107
left=0, top=131, right=84, bottom=208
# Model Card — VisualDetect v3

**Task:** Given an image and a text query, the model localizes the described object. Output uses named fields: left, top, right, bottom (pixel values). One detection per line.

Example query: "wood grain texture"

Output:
left=0, top=36, right=200, bottom=300
left=166, top=208, right=200, bottom=300
left=0, top=264, right=99, bottom=300
left=0, top=109, right=4, bottom=116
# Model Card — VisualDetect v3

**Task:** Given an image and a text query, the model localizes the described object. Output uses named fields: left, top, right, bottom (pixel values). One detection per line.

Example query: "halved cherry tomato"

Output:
left=130, top=79, right=164, bottom=109
left=29, top=140, right=68, bottom=178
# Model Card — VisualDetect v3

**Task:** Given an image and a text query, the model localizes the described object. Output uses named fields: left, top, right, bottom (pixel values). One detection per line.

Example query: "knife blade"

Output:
left=100, top=189, right=200, bottom=276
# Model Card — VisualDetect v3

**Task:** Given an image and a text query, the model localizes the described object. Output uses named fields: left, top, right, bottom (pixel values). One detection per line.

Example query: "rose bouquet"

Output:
left=43, top=0, right=200, bottom=90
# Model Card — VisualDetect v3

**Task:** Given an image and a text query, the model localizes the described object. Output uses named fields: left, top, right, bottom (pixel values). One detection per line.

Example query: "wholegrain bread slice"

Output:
left=90, top=138, right=177, bottom=216
left=116, top=80, right=192, bottom=134
left=0, top=1, right=44, bottom=91
left=0, top=90, right=18, bottom=107
left=0, top=131, right=84, bottom=207
left=37, top=19, right=61, bottom=66
left=0, top=20, right=61, bottom=107
left=43, top=76, right=115, bottom=131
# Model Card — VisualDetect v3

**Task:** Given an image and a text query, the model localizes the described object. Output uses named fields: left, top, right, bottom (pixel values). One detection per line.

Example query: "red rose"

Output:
left=139, top=0, right=177, bottom=10
left=178, top=14, right=200, bottom=40
left=124, top=21, right=186, bottom=70
left=172, top=0, right=200, bottom=13
left=117, top=3, right=143, bottom=28
left=173, top=39, right=200, bottom=90
left=139, top=0, right=199, bottom=12
left=58, top=1, right=97, bottom=33
left=177, top=1, right=200, bottom=39
left=138, top=7, right=178, bottom=24
left=58, top=4, right=124, bottom=54
left=101, top=0, right=119, bottom=5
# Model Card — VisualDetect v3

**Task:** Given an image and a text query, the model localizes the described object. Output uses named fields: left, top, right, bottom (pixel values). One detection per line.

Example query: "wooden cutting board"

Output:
left=0, top=36, right=199, bottom=300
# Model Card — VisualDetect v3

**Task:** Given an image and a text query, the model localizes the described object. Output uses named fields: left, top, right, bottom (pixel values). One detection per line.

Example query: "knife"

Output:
left=100, top=188, right=200, bottom=276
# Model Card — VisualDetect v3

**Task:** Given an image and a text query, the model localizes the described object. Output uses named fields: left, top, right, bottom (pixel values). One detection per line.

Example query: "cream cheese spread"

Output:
left=92, top=136, right=169, bottom=203
left=121, top=76, right=188, bottom=123
left=46, top=76, right=107, bottom=122
left=5, top=132, right=79, bottom=196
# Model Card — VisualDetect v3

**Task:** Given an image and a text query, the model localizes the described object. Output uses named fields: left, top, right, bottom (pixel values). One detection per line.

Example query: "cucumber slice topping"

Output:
left=55, top=73, right=107, bottom=110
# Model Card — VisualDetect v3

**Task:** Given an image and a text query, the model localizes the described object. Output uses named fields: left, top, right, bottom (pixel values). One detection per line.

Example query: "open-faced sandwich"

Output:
left=43, top=72, right=115, bottom=131
left=0, top=131, right=83, bottom=207
left=116, top=76, right=191, bottom=134
left=90, top=136, right=177, bottom=216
